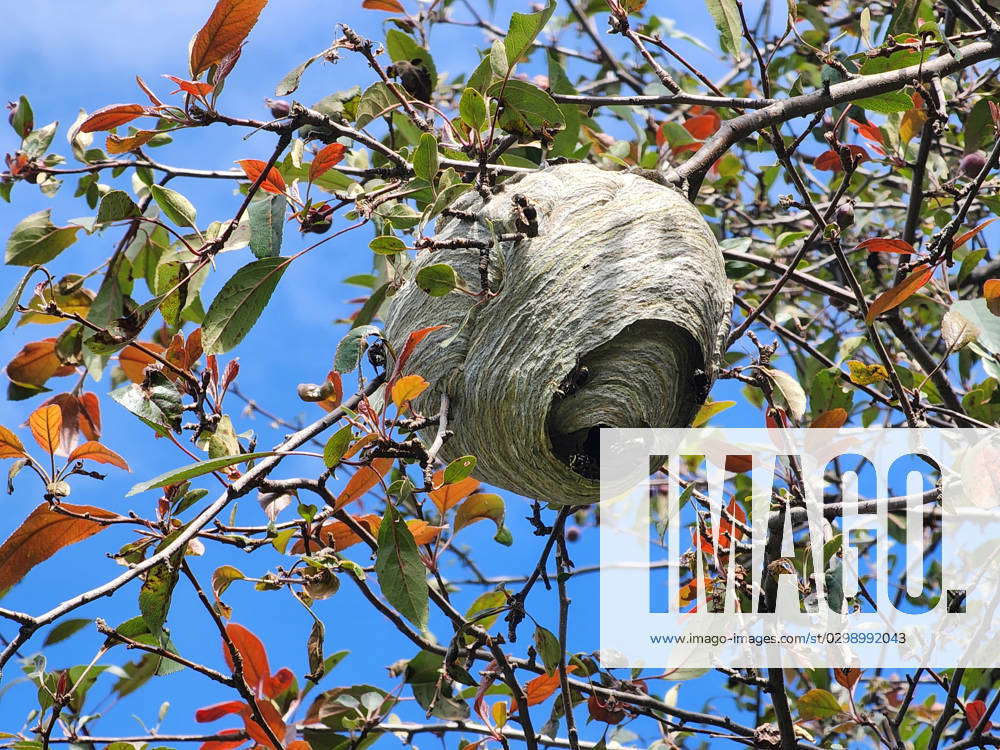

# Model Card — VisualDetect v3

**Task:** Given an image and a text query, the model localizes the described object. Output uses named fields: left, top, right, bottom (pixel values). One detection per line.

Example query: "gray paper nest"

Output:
left=384, top=163, right=731, bottom=506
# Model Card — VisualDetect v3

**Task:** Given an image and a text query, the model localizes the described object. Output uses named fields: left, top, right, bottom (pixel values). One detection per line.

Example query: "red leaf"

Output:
left=79, top=104, right=149, bottom=133
left=866, top=263, right=934, bottom=323
left=362, top=0, right=405, bottom=10
left=813, top=150, right=842, bottom=171
left=135, top=76, right=165, bottom=107
left=196, top=701, right=248, bottom=722
left=199, top=728, right=247, bottom=750
left=855, top=238, right=915, bottom=255
left=588, top=693, right=626, bottom=724
left=309, top=143, right=347, bottom=183
left=78, top=392, right=102, bottom=441
left=965, top=699, right=994, bottom=731
left=190, top=0, right=269, bottom=77
left=683, top=111, right=721, bottom=140
left=265, top=667, right=294, bottom=698
left=833, top=668, right=862, bottom=691
left=164, top=75, right=215, bottom=98
left=952, top=218, right=997, bottom=252
left=236, top=159, right=287, bottom=195
left=849, top=118, right=884, bottom=145
left=223, top=623, right=272, bottom=697
left=718, top=498, right=747, bottom=543
left=390, top=325, right=447, bottom=381
left=241, top=700, right=285, bottom=750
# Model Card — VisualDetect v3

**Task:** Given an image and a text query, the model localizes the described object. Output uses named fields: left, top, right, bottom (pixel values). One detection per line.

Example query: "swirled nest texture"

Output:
left=385, top=163, right=731, bottom=505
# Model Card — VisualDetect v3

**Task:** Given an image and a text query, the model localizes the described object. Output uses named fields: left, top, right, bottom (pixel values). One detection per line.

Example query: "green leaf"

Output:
left=10, top=95, right=33, bottom=138
left=705, top=0, right=743, bottom=57
left=443, top=456, right=476, bottom=484
left=248, top=195, right=285, bottom=258
left=22, top=121, right=57, bottom=159
left=856, top=90, right=913, bottom=114
left=202, top=256, right=288, bottom=354
left=459, top=88, right=487, bottom=131
left=385, top=30, right=437, bottom=92
left=110, top=375, right=184, bottom=434
left=351, top=283, right=389, bottom=329
left=489, top=80, right=565, bottom=140
left=5, top=209, right=81, bottom=265
left=412, top=133, right=440, bottom=183
left=505, top=1, right=556, bottom=66
left=155, top=260, right=185, bottom=329
left=797, top=688, right=844, bottom=720
left=0, top=265, right=40, bottom=331
left=139, top=532, right=184, bottom=639
left=149, top=184, right=197, bottom=228
left=208, top=415, right=240, bottom=459
left=490, top=39, right=509, bottom=77
left=333, top=324, right=381, bottom=372
left=126, top=452, right=274, bottom=496
left=355, top=82, right=398, bottom=129
left=415, top=263, right=457, bottom=296
left=97, top=190, right=141, bottom=224
left=276, top=52, right=325, bottom=96
left=533, top=625, right=562, bottom=674
left=42, top=618, right=91, bottom=647
left=323, top=425, right=353, bottom=469
left=374, top=503, right=429, bottom=630
left=369, top=235, right=405, bottom=255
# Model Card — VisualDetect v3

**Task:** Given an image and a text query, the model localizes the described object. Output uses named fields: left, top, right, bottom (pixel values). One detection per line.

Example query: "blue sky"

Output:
left=0, top=1, right=814, bottom=745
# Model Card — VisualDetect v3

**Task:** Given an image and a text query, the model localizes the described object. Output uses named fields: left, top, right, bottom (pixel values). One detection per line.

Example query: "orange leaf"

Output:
left=290, top=514, right=381, bottom=554
left=407, top=520, right=446, bottom=545
left=811, top=408, right=848, bottom=428
left=78, top=392, right=101, bottom=441
left=196, top=700, right=248, bottom=722
left=165, top=74, right=215, bottom=98
left=952, top=218, right=998, bottom=252
left=429, top=469, right=480, bottom=514
left=833, top=667, right=862, bottom=691
left=309, top=143, right=347, bottom=182
left=334, top=457, right=394, bottom=510
left=813, top=150, right=842, bottom=171
left=985, top=279, right=1000, bottom=316
left=186, top=328, right=204, bottom=367
left=236, top=159, right=287, bottom=195
left=391, top=325, right=447, bottom=380
left=316, top=371, right=344, bottom=413
left=855, top=238, right=914, bottom=255
left=0, top=425, right=27, bottom=459
left=519, top=665, right=578, bottom=709
left=683, top=111, right=721, bottom=139
left=29, top=403, right=62, bottom=456
left=6, top=338, right=75, bottom=387
left=222, top=623, right=272, bottom=697
left=0, top=503, right=117, bottom=593
left=79, top=104, right=149, bottom=133
left=718, top=497, right=746, bottom=543
left=135, top=75, right=165, bottom=107
left=966, top=699, right=994, bottom=731
left=286, top=743, right=312, bottom=750
left=67, top=441, right=131, bottom=471
left=119, top=342, right=165, bottom=383
left=866, top=263, right=934, bottom=323
left=391, top=374, right=429, bottom=409
left=106, top=130, right=160, bottom=155
left=190, top=0, right=269, bottom=77
left=362, top=0, right=405, bottom=10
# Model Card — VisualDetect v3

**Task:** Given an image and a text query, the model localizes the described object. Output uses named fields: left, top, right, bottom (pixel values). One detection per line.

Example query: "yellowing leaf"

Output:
left=899, top=107, right=926, bottom=145
left=334, top=458, right=394, bottom=510
left=406, top=520, right=446, bottom=545
left=454, top=493, right=505, bottom=533
left=391, top=374, right=429, bottom=409
left=797, top=688, right=845, bottom=720
left=106, top=130, right=160, bottom=154
left=29, top=403, right=62, bottom=456
left=66, top=441, right=130, bottom=471
left=866, top=263, right=934, bottom=323
left=0, top=425, right=27, bottom=459
left=811, top=408, right=848, bottom=428
left=941, top=308, right=980, bottom=351
left=0, top=503, right=117, bottom=594
left=691, top=400, right=735, bottom=427
left=846, top=360, right=889, bottom=386
left=190, top=0, right=269, bottom=77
